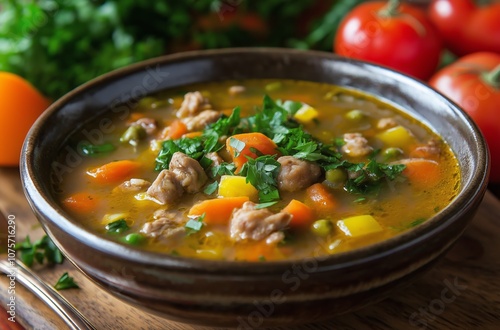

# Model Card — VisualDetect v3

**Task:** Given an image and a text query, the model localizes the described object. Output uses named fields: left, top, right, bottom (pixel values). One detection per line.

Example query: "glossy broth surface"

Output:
left=55, top=80, right=460, bottom=261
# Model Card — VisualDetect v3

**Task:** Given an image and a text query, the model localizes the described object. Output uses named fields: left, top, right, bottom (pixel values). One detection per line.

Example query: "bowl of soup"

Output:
left=21, top=48, right=489, bottom=327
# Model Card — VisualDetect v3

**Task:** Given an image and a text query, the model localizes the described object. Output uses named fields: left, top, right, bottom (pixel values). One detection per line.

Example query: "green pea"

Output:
left=137, top=96, right=169, bottom=110
left=137, top=97, right=158, bottom=110
left=122, top=233, right=144, bottom=245
left=383, top=147, right=403, bottom=160
left=311, top=219, right=333, bottom=237
left=345, top=109, right=365, bottom=121
left=325, top=168, right=347, bottom=185
left=265, top=82, right=282, bottom=92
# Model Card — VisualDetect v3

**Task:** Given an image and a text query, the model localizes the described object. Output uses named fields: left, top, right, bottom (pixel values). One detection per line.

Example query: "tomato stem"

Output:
left=379, top=0, right=401, bottom=17
left=482, top=64, right=500, bottom=89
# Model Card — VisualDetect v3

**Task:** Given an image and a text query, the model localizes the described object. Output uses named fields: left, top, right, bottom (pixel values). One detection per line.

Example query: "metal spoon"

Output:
left=0, top=210, right=96, bottom=330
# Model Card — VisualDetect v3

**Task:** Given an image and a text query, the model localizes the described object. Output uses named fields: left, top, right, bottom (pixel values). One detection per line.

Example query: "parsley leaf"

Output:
left=155, top=137, right=204, bottom=170
left=106, top=219, right=130, bottom=234
left=240, top=155, right=281, bottom=203
left=15, top=235, right=64, bottom=267
left=185, top=214, right=205, bottom=236
left=203, top=107, right=241, bottom=153
left=203, top=181, right=218, bottom=195
left=54, top=272, right=79, bottom=291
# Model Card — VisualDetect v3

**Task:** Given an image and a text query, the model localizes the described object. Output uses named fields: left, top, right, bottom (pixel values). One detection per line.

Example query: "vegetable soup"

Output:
left=56, top=80, right=460, bottom=261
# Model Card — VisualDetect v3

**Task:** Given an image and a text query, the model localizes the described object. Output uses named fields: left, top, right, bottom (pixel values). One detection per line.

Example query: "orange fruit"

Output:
left=0, top=72, right=50, bottom=166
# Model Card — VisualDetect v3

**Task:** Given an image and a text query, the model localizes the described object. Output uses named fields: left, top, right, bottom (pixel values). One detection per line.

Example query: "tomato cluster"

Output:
left=334, top=0, right=500, bottom=183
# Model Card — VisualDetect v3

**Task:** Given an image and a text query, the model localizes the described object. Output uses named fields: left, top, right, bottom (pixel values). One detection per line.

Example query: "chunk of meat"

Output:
left=182, top=110, right=221, bottom=131
left=113, top=178, right=151, bottom=193
left=141, top=218, right=185, bottom=242
left=228, top=85, right=246, bottom=95
left=377, top=118, right=397, bottom=130
left=129, top=117, right=158, bottom=135
left=146, top=170, right=183, bottom=205
left=205, top=152, right=224, bottom=168
left=176, top=91, right=212, bottom=118
left=341, top=133, right=373, bottom=157
left=229, top=202, right=291, bottom=244
left=277, top=156, right=322, bottom=192
left=412, top=139, right=441, bottom=157
left=169, top=152, right=208, bottom=193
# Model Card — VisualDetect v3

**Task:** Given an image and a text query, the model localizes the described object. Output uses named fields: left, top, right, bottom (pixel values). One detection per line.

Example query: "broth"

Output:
left=55, top=80, right=460, bottom=261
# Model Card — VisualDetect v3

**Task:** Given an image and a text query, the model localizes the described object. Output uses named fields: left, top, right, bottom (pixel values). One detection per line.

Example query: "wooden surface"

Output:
left=1, top=167, right=499, bottom=330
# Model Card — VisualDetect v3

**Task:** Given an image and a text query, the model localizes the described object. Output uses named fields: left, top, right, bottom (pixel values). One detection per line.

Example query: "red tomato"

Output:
left=429, top=52, right=500, bottom=183
left=429, top=0, right=500, bottom=56
left=334, top=0, right=442, bottom=80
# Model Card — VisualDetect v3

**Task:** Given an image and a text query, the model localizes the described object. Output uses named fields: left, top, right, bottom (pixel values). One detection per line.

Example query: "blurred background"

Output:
left=0, top=0, right=430, bottom=100
left=1, top=0, right=499, bottom=195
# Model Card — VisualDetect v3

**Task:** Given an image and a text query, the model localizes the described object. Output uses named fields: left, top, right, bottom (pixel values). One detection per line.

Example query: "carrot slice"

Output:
left=306, top=183, right=338, bottom=214
left=86, top=160, right=141, bottom=184
left=164, top=119, right=188, bottom=140
left=188, top=196, right=249, bottom=225
left=402, top=159, right=441, bottom=188
left=61, top=192, right=98, bottom=214
left=282, top=199, right=315, bottom=228
left=182, top=131, right=203, bottom=139
left=235, top=241, right=276, bottom=262
left=226, top=132, right=278, bottom=171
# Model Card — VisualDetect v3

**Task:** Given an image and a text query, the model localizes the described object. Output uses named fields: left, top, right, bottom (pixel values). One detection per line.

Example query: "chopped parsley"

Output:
left=154, top=95, right=406, bottom=201
left=240, top=155, right=281, bottom=203
left=54, top=272, right=79, bottom=290
left=105, top=219, right=130, bottom=234
left=15, top=235, right=64, bottom=267
left=185, top=214, right=205, bottom=235
left=80, top=143, right=115, bottom=157
left=203, top=181, right=218, bottom=195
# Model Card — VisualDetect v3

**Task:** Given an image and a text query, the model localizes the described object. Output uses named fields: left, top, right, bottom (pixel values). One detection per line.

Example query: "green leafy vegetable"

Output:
left=240, top=155, right=281, bottom=203
left=106, top=219, right=130, bottom=234
left=155, top=137, right=204, bottom=170
left=203, top=181, right=218, bottom=195
left=15, top=235, right=64, bottom=267
left=80, top=143, right=116, bottom=157
left=185, top=214, right=205, bottom=235
left=54, top=272, right=79, bottom=290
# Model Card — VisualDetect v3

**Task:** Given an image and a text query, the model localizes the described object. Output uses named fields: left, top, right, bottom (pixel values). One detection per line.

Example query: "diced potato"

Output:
left=293, top=104, right=319, bottom=124
left=101, top=213, right=129, bottom=225
left=218, top=175, right=258, bottom=200
left=376, top=125, right=415, bottom=149
left=337, top=215, right=383, bottom=237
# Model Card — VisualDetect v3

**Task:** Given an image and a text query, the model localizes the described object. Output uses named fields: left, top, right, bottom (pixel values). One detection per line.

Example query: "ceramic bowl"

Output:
left=21, top=48, right=489, bottom=327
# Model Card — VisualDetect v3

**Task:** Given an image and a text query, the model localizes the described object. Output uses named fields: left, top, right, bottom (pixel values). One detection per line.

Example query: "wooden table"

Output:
left=1, top=167, right=499, bottom=330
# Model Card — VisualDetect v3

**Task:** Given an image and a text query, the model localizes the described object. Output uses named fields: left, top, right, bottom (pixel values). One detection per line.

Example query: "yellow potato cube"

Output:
left=101, top=213, right=129, bottom=225
left=376, top=125, right=415, bottom=149
left=337, top=215, right=383, bottom=237
left=218, top=175, right=258, bottom=200
left=293, top=104, right=319, bottom=124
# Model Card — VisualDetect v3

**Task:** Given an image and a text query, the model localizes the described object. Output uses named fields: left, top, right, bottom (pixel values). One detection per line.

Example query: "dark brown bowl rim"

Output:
left=21, top=47, right=490, bottom=274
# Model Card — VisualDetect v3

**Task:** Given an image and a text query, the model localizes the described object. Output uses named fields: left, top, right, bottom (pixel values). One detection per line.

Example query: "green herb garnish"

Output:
left=54, top=272, right=79, bottom=291
left=240, top=155, right=281, bottom=203
left=106, top=219, right=130, bottom=234
left=203, top=181, right=218, bottom=195
left=15, top=235, right=64, bottom=267
left=185, top=214, right=205, bottom=235
left=80, top=143, right=115, bottom=157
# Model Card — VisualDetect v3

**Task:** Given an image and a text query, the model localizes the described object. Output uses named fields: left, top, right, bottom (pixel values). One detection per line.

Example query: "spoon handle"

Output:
left=0, top=259, right=96, bottom=330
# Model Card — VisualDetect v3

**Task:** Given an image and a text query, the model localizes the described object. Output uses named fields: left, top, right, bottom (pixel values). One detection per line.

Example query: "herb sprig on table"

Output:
left=15, top=235, right=64, bottom=267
